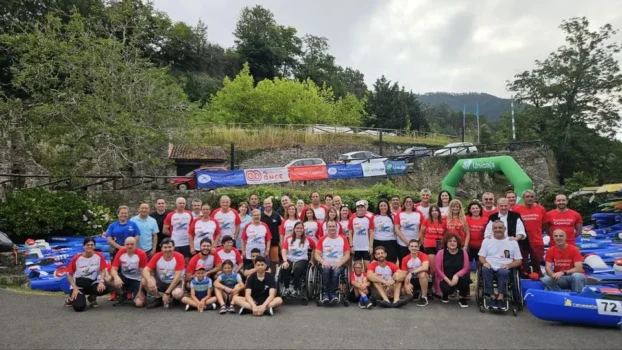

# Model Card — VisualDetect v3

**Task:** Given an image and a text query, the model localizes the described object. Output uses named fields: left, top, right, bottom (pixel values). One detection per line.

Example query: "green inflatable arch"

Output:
left=441, top=155, right=533, bottom=204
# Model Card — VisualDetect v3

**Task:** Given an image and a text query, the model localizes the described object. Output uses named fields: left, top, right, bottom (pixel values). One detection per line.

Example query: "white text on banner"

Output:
left=244, top=167, right=290, bottom=185
left=361, top=162, right=387, bottom=177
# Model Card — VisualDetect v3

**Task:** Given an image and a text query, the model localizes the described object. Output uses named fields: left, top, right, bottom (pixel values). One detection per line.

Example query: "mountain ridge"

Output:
left=417, top=92, right=513, bottom=121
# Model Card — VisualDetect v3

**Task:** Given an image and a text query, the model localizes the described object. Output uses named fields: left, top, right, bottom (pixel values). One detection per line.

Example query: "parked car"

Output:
left=169, top=166, right=228, bottom=190
left=338, top=151, right=387, bottom=164
left=284, top=158, right=326, bottom=167
left=433, top=142, right=478, bottom=157
left=395, top=147, right=432, bottom=161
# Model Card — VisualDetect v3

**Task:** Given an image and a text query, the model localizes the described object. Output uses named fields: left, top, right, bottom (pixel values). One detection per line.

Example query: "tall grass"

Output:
left=176, top=125, right=454, bottom=149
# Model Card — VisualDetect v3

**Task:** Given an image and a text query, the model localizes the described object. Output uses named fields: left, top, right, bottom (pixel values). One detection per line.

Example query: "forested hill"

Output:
left=417, top=92, right=512, bottom=121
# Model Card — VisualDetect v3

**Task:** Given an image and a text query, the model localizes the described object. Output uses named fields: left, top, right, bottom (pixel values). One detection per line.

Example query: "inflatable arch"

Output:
left=441, top=155, right=533, bottom=204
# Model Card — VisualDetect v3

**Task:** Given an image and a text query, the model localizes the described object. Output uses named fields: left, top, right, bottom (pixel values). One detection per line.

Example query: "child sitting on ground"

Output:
left=214, top=259, right=244, bottom=314
left=181, top=263, right=217, bottom=312
left=350, top=260, right=372, bottom=309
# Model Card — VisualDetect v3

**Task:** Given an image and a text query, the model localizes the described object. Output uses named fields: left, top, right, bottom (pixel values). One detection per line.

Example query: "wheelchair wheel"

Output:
left=301, top=297, right=309, bottom=306
left=475, top=267, right=484, bottom=307
left=274, top=265, right=284, bottom=297
left=512, top=306, right=518, bottom=316
left=511, top=269, right=524, bottom=311
left=343, top=299, right=350, bottom=307
left=306, top=265, right=316, bottom=300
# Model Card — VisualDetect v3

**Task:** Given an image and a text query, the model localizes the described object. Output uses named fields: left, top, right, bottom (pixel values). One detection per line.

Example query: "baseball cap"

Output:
left=355, top=200, right=366, bottom=207
left=196, top=263, right=207, bottom=271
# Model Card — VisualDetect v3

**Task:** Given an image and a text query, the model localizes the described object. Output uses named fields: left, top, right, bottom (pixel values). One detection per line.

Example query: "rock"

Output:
left=0, top=274, right=29, bottom=287
left=0, top=251, right=26, bottom=275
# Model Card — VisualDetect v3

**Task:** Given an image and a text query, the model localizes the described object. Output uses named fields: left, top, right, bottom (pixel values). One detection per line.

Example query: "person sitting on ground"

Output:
left=478, top=220, right=522, bottom=310
left=109, top=237, right=147, bottom=307
left=281, top=222, right=315, bottom=298
left=185, top=238, right=219, bottom=289
left=65, top=237, right=111, bottom=312
left=213, top=260, right=244, bottom=314
left=435, top=233, right=471, bottom=308
left=142, top=238, right=185, bottom=309
left=233, top=256, right=283, bottom=316
left=214, top=236, right=244, bottom=274
left=181, top=263, right=218, bottom=312
left=350, top=260, right=372, bottom=309
left=315, top=220, right=351, bottom=305
left=367, top=246, right=409, bottom=308
left=541, top=229, right=586, bottom=292
left=401, top=239, right=430, bottom=307
left=242, top=248, right=261, bottom=279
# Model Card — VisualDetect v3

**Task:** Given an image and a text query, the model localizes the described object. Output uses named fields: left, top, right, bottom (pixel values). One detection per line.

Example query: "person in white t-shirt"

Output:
left=109, top=237, right=148, bottom=307
left=315, top=221, right=351, bottom=305
left=478, top=220, right=522, bottom=310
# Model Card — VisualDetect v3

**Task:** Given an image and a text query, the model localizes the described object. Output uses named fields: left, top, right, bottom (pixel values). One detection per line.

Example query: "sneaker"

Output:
left=358, top=300, right=366, bottom=309
left=64, top=298, right=73, bottom=307
left=416, top=297, right=429, bottom=307
left=393, top=298, right=408, bottom=308
left=108, top=291, right=117, bottom=301
left=185, top=304, right=191, bottom=311
left=488, top=298, right=497, bottom=310
left=219, top=306, right=227, bottom=314
left=264, top=307, right=274, bottom=316
left=87, top=295, right=98, bottom=308
left=441, top=294, right=449, bottom=304
left=321, top=294, right=329, bottom=304
left=378, top=300, right=393, bottom=308
left=497, top=298, right=507, bottom=311
left=412, top=291, right=421, bottom=301
left=330, top=294, right=339, bottom=305
left=228, top=306, right=236, bottom=313
left=365, top=299, right=373, bottom=309
left=146, top=298, right=163, bottom=309
left=458, top=298, right=469, bottom=308
left=113, top=293, right=126, bottom=307
left=238, top=307, right=246, bottom=315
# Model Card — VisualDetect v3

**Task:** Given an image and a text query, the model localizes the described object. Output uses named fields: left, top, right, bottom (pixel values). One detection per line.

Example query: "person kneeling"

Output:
left=233, top=256, right=283, bottom=316
left=181, top=263, right=217, bottom=312
left=65, top=237, right=112, bottom=312
left=142, top=238, right=185, bottom=309
left=541, top=230, right=586, bottom=293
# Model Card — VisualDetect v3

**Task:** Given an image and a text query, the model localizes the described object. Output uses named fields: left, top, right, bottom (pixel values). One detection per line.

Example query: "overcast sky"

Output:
left=151, top=0, right=622, bottom=99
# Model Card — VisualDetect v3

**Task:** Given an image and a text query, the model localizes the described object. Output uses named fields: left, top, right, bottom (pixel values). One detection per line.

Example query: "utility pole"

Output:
left=511, top=98, right=516, bottom=141
left=476, top=103, right=480, bottom=144
left=462, top=104, right=466, bottom=142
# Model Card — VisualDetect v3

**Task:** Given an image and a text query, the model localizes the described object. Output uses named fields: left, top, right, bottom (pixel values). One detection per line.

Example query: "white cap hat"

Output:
left=355, top=200, right=366, bottom=207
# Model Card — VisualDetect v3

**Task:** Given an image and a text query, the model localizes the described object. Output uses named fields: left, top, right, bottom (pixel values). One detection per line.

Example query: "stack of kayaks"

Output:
left=19, top=236, right=110, bottom=292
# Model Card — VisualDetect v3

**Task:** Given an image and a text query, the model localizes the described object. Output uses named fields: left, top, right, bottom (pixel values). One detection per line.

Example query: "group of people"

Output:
left=64, top=189, right=588, bottom=314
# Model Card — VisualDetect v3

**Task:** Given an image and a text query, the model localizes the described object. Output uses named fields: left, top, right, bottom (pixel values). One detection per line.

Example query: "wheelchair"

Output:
left=275, top=261, right=313, bottom=305
left=475, top=266, right=523, bottom=316
left=312, top=264, right=351, bottom=307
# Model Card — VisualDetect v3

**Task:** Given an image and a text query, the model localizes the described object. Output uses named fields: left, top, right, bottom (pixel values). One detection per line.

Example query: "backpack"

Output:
left=0, top=231, right=14, bottom=252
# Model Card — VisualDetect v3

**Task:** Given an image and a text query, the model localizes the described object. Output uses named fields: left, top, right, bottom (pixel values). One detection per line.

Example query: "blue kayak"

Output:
left=525, top=287, right=622, bottom=328
left=30, top=276, right=63, bottom=292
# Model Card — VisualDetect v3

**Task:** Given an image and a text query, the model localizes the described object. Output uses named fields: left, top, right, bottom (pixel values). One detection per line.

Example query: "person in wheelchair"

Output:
left=478, top=220, right=522, bottom=310
left=314, top=221, right=351, bottom=305
left=281, top=222, right=316, bottom=298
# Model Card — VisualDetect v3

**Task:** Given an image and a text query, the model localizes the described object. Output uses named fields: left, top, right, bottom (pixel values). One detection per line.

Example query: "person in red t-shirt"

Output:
left=465, top=201, right=487, bottom=267
left=366, top=246, right=408, bottom=308
left=514, top=190, right=547, bottom=276
left=481, top=192, right=498, bottom=220
left=505, top=190, right=519, bottom=211
left=545, top=194, right=583, bottom=247
left=420, top=204, right=446, bottom=284
left=541, top=230, right=586, bottom=292
left=401, top=239, right=430, bottom=307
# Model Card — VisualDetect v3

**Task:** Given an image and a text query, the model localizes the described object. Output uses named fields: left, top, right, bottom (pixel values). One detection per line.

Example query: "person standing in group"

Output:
left=414, top=189, right=432, bottom=218
left=150, top=199, right=172, bottom=253
left=241, top=209, right=272, bottom=271
left=373, top=200, right=401, bottom=264
left=481, top=192, right=498, bottom=220
left=280, top=204, right=299, bottom=243
left=301, top=192, right=328, bottom=222
left=260, top=198, right=282, bottom=273
left=211, top=195, right=241, bottom=247
left=163, top=198, right=193, bottom=262
left=322, top=207, right=344, bottom=236
left=106, top=206, right=141, bottom=260
left=390, top=195, right=401, bottom=216
left=437, top=190, right=452, bottom=217
left=324, top=194, right=333, bottom=209
left=505, top=190, right=520, bottom=211
left=248, top=194, right=263, bottom=212
left=302, top=208, right=323, bottom=244
left=237, top=202, right=252, bottom=249
left=332, top=196, right=343, bottom=210
left=420, top=204, right=446, bottom=296
left=191, top=199, right=202, bottom=219
left=339, top=206, right=352, bottom=238
left=188, top=204, right=220, bottom=256
left=545, top=194, right=582, bottom=248
left=295, top=199, right=305, bottom=216
left=131, top=203, right=159, bottom=257
left=394, top=196, right=423, bottom=261
left=465, top=201, right=487, bottom=268
left=514, top=190, right=547, bottom=276
left=445, top=199, right=470, bottom=248
left=349, top=200, right=375, bottom=269
left=277, top=196, right=291, bottom=218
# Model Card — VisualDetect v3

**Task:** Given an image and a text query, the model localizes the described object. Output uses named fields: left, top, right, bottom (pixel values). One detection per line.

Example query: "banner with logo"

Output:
left=244, top=167, right=290, bottom=185
left=287, top=165, right=328, bottom=181
left=326, top=164, right=364, bottom=179
left=195, top=170, right=247, bottom=189
left=361, top=162, right=387, bottom=177
left=384, top=160, right=408, bottom=175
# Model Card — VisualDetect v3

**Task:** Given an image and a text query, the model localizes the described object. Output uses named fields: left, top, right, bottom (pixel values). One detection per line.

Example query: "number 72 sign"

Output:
left=596, top=299, right=622, bottom=316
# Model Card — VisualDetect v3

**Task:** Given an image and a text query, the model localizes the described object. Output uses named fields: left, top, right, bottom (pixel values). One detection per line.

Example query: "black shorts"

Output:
left=254, top=297, right=267, bottom=306
left=175, top=246, right=192, bottom=258
left=156, top=280, right=181, bottom=294
left=410, top=276, right=423, bottom=290
left=423, top=247, right=441, bottom=255
left=120, top=275, right=141, bottom=297
left=397, top=245, right=410, bottom=261
left=468, top=247, right=480, bottom=264
left=73, top=277, right=109, bottom=296
left=353, top=251, right=371, bottom=261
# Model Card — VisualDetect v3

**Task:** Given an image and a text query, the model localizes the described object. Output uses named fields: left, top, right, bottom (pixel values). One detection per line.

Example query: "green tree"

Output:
left=233, top=5, right=302, bottom=82
left=1, top=12, right=193, bottom=177
left=367, top=76, right=426, bottom=131
left=506, top=17, right=622, bottom=182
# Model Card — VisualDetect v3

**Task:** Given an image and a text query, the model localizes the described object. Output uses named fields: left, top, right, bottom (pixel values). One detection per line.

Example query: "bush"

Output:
left=0, top=189, right=115, bottom=241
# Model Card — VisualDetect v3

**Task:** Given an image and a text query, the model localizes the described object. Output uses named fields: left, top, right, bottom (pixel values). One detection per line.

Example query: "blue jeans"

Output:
left=541, top=273, right=586, bottom=293
left=482, top=266, right=510, bottom=296
left=321, top=265, right=344, bottom=296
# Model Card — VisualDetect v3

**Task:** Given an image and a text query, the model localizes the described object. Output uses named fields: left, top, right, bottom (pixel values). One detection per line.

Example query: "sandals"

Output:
left=219, top=305, right=227, bottom=314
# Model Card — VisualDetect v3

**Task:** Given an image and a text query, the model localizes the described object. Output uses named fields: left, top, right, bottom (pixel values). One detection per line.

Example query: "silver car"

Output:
left=338, top=151, right=387, bottom=164
left=433, top=142, right=478, bottom=157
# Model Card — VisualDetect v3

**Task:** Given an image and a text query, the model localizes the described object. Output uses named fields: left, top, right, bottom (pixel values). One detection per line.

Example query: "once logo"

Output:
left=197, top=174, right=212, bottom=184
left=462, top=159, right=473, bottom=170
left=262, top=171, right=284, bottom=181
left=246, top=170, right=262, bottom=181
left=327, top=167, right=338, bottom=175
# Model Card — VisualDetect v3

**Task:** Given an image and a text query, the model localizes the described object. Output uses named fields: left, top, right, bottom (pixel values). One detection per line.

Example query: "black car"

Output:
left=396, top=147, right=432, bottom=162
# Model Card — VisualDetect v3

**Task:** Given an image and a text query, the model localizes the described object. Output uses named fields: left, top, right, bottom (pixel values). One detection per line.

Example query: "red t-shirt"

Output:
left=515, top=205, right=547, bottom=246
left=400, top=252, right=429, bottom=272
left=482, top=207, right=498, bottom=220
left=466, top=216, right=487, bottom=249
left=422, top=219, right=445, bottom=248
left=445, top=217, right=466, bottom=243
left=545, top=245, right=583, bottom=273
left=546, top=209, right=582, bottom=246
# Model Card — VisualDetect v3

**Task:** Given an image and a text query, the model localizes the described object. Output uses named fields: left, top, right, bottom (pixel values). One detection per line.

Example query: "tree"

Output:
left=335, top=67, right=368, bottom=100
left=233, top=5, right=302, bottom=82
left=1, top=12, right=193, bottom=177
left=296, top=34, right=337, bottom=85
left=506, top=17, right=622, bottom=182
left=367, top=76, right=426, bottom=131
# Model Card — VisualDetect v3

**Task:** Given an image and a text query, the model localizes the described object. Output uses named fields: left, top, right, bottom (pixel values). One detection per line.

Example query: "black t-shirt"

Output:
left=150, top=210, right=172, bottom=252
left=245, top=272, right=276, bottom=301
left=261, top=211, right=282, bottom=246
left=443, top=248, right=464, bottom=279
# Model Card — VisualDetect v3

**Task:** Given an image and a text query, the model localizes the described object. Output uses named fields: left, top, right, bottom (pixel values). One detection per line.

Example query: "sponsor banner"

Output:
left=196, top=170, right=247, bottom=189
left=326, top=164, right=364, bottom=179
left=244, top=167, right=290, bottom=185
left=288, top=165, right=328, bottom=182
left=384, top=160, right=408, bottom=175
left=462, top=159, right=497, bottom=171
left=361, top=162, right=387, bottom=177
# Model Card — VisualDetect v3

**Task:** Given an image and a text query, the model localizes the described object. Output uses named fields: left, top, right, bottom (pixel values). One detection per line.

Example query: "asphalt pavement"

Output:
left=0, top=289, right=619, bottom=349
